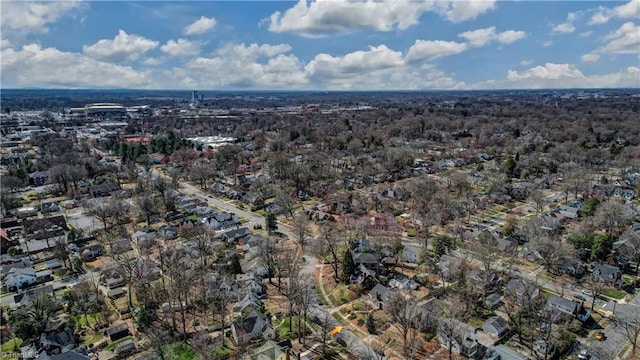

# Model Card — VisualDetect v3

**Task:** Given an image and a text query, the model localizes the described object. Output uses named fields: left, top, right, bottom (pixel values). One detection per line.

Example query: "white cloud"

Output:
left=581, top=53, right=600, bottom=63
left=184, top=16, right=216, bottom=35
left=1, top=39, right=11, bottom=51
left=142, top=57, right=163, bottom=66
left=597, top=22, right=640, bottom=54
left=542, top=40, right=553, bottom=47
left=266, top=0, right=496, bottom=36
left=458, top=26, right=526, bottom=47
left=436, top=0, right=496, bottom=23
left=405, top=40, right=468, bottom=63
left=267, top=0, right=434, bottom=36
left=589, top=0, right=640, bottom=25
left=1, top=43, right=151, bottom=88
left=164, top=40, right=468, bottom=90
left=305, top=45, right=404, bottom=79
left=215, top=43, right=292, bottom=59
left=181, top=43, right=307, bottom=89
left=520, top=60, right=533, bottom=66
left=160, top=39, right=200, bottom=57
left=0, top=1, right=83, bottom=36
left=552, top=23, right=575, bottom=34
left=580, top=31, right=593, bottom=37
left=552, top=12, right=577, bottom=34
left=474, top=63, right=640, bottom=89
left=83, top=30, right=158, bottom=63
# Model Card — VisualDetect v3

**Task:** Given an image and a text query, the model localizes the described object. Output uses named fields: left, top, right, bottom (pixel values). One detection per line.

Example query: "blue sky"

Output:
left=1, top=0, right=638, bottom=90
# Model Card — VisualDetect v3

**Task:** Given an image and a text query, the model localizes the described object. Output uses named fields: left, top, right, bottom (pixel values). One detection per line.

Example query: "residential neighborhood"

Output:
left=1, top=88, right=640, bottom=360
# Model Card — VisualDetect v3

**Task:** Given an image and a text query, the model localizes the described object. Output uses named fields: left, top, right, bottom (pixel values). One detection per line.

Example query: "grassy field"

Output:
left=601, top=288, right=627, bottom=300
left=0, top=338, right=22, bottom=353
left=164, top=342, right=198, bottom=360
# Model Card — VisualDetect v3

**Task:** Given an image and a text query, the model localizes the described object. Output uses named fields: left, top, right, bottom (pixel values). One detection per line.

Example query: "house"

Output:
left=545, top=294, right=590, bottom=322
left=219, top=227, right=252, bottom=243
left=535, top=340, right=553, bottom=358
left=246, top=339, right=293, bottom=360
left=13, top=285, right=55, bottom=309
left=613, top=186, right=634, bottom=201
left=23, top=215, right=69, bottom=240
left=79, top=244, right=103, bottom=261
left=352, top=252, right=378, bottom=268
left=437, top=318, right=482, bottom=358
left=45, top=259, right=62, bottom=270
left=132, top=231, right=155, bottom=249
left=114, top=339, right=135, bottom=355
left=482, top=317, right=509, bottom=338
left=40, top=202, right=60, bottom=213
left=105, top=323, right=129, bottom=341
left=36, top=270, right=53, bottom=283
left=353, top=239, right=370, bottom=253
left=389, top=275, right=418, bottom=291
left=21, top=329, right=77, bottom=358
left=402, top=245, right=420, bottom=264
left=157, top=225, right=178, bottom=240
left=100, top=269, right=125, bottom=289
left=109, top=238, right=132, bottom=254
left=106, top=287, right=125, bottom=299
left=368, top=284, right=390, bottom=310
left=555, top=257, right=586, bottom=276
left=484, top=293, right=502, bottom=309
left=353, top=264, right=377, bottom=286
left=6, top=267, right=37, bottom=290
left=234, top=292, right=262, bottom=313
left=231, top=310, right=274, bottom=345
left=484, top=345, right=528, bottom=360
left=38, top=347, right=90, bottom=360
left=559, top=203, right=582, bottom=219
left=496, top=237, right=518, bottom=254
left=437, top=255, right=468, bottom=282
left=0, top=228, right=19, bottom=253
left=504, top=279, right=541, bottom=303
left=592, top=263, right=623, bottom=288
left=88, top=183, right=120, bottom=197
left=29, top=171, right=49, bottom=186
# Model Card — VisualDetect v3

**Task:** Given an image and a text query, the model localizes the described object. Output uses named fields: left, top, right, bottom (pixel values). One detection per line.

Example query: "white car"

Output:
left=578, top=349, right=589, bottom=360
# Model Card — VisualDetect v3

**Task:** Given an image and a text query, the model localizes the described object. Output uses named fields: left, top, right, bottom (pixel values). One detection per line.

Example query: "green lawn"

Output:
left=316, top=287, right=328, bottom=306
left=77, top=314, right=97, bottom=327
left=276, top=315, right=302, bottom=339
left=164, top=342, right=198, bottom=360
left=601, top=288, right=626, bottom=300
left=541, top=287, right=559, bottom=298
left=0, top=338, right=22, bottom=353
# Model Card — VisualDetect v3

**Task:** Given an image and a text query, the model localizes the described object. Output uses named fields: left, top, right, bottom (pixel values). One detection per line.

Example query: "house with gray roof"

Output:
left=482, top=317, right=509, bottom=338
left=544, top=294, right=590, bottom=322
left=231, top=310, right=274, bottom=345
left=592, top=263, right=623, bottom=288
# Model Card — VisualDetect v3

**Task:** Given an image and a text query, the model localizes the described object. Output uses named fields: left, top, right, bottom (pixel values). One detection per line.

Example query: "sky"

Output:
left=1, top=0, right=639, bottom=90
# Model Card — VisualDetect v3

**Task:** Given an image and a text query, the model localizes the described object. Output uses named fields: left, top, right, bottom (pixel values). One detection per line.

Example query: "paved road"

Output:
left=154, top=170, right=377, bottom=358
left=153, top=169, right=296, bottom=239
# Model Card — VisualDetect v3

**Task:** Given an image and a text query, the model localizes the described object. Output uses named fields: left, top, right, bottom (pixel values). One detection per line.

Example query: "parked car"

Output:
left=575, top=293, right=588, bottom=301
left=578, top=349, right=590, bottom=360
left=595, top=331, right=606, bottom=341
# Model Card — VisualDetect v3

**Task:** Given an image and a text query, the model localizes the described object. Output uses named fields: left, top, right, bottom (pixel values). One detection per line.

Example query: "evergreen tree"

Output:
left=342, top=250, right=356, bottom=284
left=366, top=313, right=376, bottom=334
left=265, top=213, right=278, bottom=233
left=225, top=254, right=243, bottom=275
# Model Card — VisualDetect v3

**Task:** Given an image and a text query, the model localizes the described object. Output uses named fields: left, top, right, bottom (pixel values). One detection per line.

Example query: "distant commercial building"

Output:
left=84, top=103, right=127, bottom=120
left=191, top=91, right=204, bottom=103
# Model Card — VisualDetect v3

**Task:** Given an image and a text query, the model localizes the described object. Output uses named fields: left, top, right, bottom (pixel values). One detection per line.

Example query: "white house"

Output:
left=6, top=267, right=37, bottom=290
